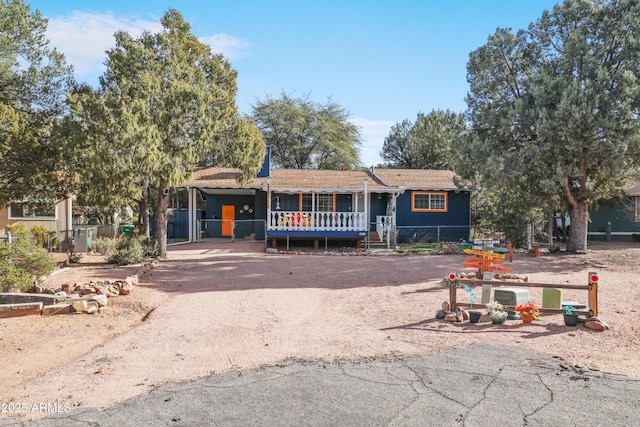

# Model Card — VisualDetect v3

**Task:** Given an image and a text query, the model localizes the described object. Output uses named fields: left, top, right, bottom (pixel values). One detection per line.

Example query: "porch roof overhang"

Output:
left=183, top=167, right=395, bottom=194
left=628, top=181, right=640, bottom=197
left=370, top=168, right=468, bottom=193
left=184, top=167, right=466, bottom=194
left=197, top=188, right=257, bottom=195
left=270, top=187, right=392, bottom=194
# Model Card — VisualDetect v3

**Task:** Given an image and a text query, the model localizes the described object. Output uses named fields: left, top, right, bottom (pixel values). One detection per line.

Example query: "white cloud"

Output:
left=351, top=118, right=395, bottom=167
left=44, top=11, right=249, bottom=84
left=199, top=33, right=251, bottom=59
left=46, top=11, right=162, bottom=77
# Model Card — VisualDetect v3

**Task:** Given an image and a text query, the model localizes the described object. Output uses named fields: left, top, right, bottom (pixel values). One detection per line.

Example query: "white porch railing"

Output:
left=267, top=211, right=367, bottom=232
left=376, top=215, right=393, bottom=244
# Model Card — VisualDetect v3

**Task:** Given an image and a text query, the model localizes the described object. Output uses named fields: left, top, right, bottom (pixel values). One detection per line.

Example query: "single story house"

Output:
left=588, top=182, right=640, bottom=242
left=0, top=196, right=74, bottom=250
left=178, top=151, right=471, bottom=249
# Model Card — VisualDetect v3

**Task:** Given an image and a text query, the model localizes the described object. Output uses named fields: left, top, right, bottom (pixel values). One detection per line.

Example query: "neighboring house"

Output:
left=588, top=182, right=640, bottom=241
left=0, top=196, right=74, bottom=250
left=179, top=151, right=471, bottom=249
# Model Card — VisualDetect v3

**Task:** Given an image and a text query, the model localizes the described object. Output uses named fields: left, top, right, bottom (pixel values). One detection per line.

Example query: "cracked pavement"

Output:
left=3, top=343, right=639, bottom=426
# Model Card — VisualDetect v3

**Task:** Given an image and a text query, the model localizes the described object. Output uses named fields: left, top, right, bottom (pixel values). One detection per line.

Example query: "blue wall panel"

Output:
left=395, top=191, right=470, bottom=243
left=588, top=198, right=640, bottom=241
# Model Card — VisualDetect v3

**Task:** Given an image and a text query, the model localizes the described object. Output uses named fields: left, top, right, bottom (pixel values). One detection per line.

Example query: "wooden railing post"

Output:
left=446, top=274, right=457, bottom=311
left=450, top=284, right=457, bottom=311
left=588, top=271, right=598, bottom=317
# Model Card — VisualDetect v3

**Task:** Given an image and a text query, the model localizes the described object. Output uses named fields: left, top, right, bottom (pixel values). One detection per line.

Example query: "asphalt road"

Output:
left=2, top=343, right=639, bottom=427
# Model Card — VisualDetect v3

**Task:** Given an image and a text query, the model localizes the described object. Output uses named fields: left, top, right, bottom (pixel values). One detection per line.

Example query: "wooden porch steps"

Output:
left=364, top=231, right=393, bottom=249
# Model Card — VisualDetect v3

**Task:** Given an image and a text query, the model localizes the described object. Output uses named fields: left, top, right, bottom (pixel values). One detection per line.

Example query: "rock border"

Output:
left=0, top=260, right=157, bottom=318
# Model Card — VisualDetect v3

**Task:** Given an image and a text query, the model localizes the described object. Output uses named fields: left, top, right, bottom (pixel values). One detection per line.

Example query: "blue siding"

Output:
left=588, top=198, right=640, bottom=241
left=336, top=194, right=353, bottom=212
left=168, top=209, right=191, bottom=239
left=204, top=194, right=265, bottom=240
left=256, top=146, right=270, bottom=178
left=369, top=194, right=389, bottom=231
left=395, top=190, right=470, bottom=243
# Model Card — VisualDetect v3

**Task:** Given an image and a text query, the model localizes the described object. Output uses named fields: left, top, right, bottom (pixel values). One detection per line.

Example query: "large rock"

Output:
left=71, top=300, right=88, bottom=313
left=91, top=295, right=108, bottom=307
left=81, top=287, right=96, bottom=295
left=118, top=282, right=133, bottom=295
left=125, top=276, right=138, bottom=286
left=85, top=301, right=99, bottom=314
left=96, top=286, right=115, bottom=297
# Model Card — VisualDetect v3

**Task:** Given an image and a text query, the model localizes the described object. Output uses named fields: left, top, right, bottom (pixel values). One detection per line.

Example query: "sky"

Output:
left=26, top=0, right=560, bottom=166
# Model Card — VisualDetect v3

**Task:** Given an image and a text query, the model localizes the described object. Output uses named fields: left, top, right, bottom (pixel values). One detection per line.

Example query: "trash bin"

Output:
left=75, top=228, right=93, bottom=252
left=121, top=224, right=135, bottom=237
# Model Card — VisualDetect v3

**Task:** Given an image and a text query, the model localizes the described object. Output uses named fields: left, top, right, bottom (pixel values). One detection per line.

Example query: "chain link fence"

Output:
left=394, top=223, right=549, bottom=249
left=197, top=219, right=266, bottom=242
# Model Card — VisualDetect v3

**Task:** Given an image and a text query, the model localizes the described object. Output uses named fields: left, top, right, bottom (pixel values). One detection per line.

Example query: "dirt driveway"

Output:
left=1, top=242, right=639, bottom=419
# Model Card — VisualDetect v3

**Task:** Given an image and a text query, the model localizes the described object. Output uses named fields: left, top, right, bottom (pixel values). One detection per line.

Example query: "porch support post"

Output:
left=364, top=179, right=368, bottom=232
left=393, top=192, right=398, bottom=248
left=266, top=180, right=271, bottom=235
left=65, top=195, right=73, bottom=241
left=188, top=187, right=195, bottom=242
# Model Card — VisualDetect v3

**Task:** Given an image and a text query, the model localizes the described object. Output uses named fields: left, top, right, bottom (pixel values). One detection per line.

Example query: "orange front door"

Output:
left=221, top=205, right=234, bottom=236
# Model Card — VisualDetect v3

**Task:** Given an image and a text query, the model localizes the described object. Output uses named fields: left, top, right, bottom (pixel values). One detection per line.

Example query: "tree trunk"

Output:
left=567, top=202, right=589, bottom=253
left=155, top=184, right=170, bottom=258
left=547, top=211, right=555, bottom=249
left=138, top=197, right=150, bottom=238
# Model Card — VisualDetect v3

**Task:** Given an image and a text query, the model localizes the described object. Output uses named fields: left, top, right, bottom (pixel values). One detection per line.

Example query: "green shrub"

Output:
left=139, top=237, right=159, bottom=259
left=29, top=225, right=59, bottom=250
left=106, top=236, right=157, bottom=266
left=94, top=237, right=120, bottom=256
left=0, top=228, right=56, bottom=292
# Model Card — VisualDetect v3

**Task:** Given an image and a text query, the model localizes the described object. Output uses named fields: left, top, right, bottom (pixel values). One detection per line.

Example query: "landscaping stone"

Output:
left=71, top=300, right=88, bottom=313
left=86, top=301, right=99, bottom=314
left=96, top=286, right=115, bottom=297
left=118, top=282, right=132, bottom=295
left=585, top=320, right=606, bottom=332
left=42, top=304, right=73, bottom=316
left=0, top=293, right=65, bottom=306
left=91, top=294, right=108, bottom=307
left=0, top=259, right=152, bottom=318
left=0, top=302, right=43, bottom=318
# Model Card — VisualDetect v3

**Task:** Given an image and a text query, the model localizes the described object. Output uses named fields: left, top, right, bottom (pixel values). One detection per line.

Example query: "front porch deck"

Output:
left=267, top=211, right=367, bottom=233
left=266, top=210, right=368, bottom=250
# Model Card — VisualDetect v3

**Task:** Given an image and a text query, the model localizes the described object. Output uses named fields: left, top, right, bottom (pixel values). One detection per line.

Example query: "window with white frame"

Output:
left=9, top=201, right=57, bottom=219
left=301, top=194, right=334, bottom=212
left=412, top=192, right=447, bottom=212
left=316, top=194, right=334, bottom=212
left=301, top=194, right=312, bottom=212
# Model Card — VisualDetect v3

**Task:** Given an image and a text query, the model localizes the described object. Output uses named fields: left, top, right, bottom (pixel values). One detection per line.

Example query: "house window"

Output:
left=9, top=201, right=57, bottom=219
left=317, top=194, right=334, bottom=212
left=412, top=192, right=448, bottom=212
left=300, top=194, right=334, bottom=212
left=301, top=194, right=312, bottom=211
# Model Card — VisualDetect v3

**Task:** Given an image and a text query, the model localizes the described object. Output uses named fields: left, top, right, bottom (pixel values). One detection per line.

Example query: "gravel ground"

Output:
left=1, top=241, right=638, bottom=420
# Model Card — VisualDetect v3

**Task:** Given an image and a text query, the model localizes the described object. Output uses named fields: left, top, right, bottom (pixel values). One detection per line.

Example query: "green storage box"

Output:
left=494, top=288, right=530, bottom=319
left=542, top=288, right=563, bottom=309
